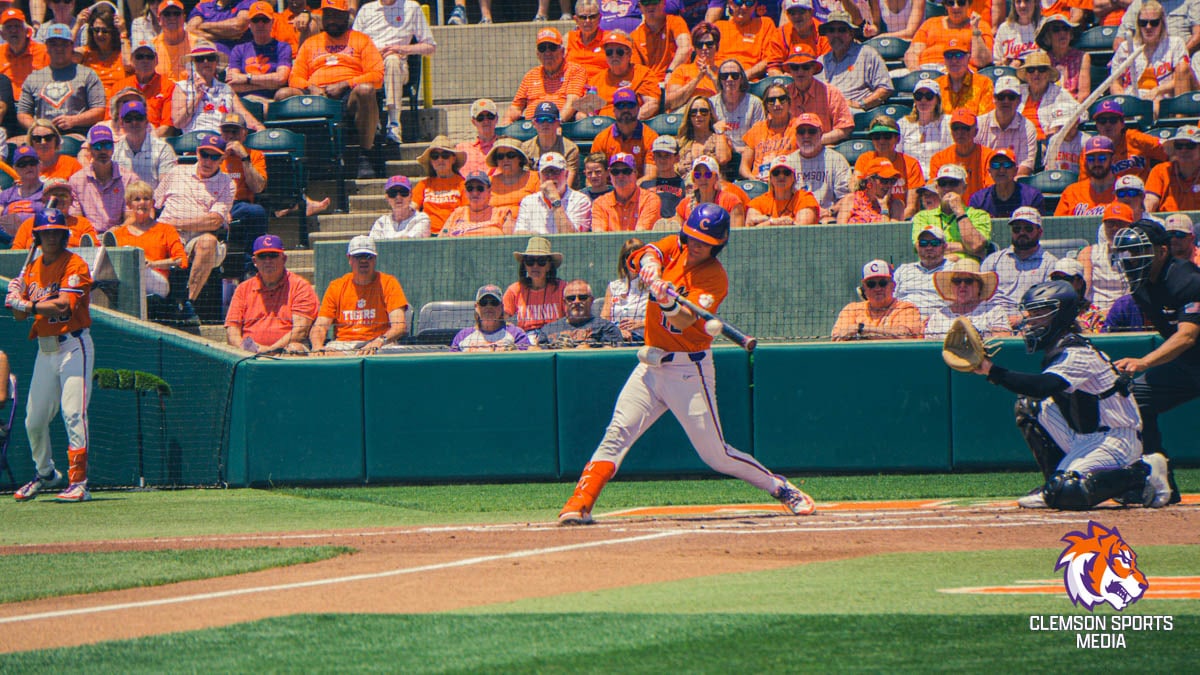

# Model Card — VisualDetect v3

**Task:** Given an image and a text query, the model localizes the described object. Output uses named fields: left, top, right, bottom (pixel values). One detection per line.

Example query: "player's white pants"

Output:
left=25, top=330, right=93, bottom=476
left=590, top=352, right=781, bottom=494
left=1040, top=399, right=1141, bottom=474
left=383, top=55, right=409, bottom=126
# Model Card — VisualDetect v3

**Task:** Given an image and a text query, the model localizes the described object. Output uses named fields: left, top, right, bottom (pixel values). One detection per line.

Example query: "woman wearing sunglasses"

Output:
left=439, top=171, right=514, bottom=237
left=504, top=236, right=567, bottom=338
left=1111, top=1, right=1190, bottom=111
left=708, top=59, right=764, bottom=155
left=746, top=154, right=819, bottom=226
left=411, top=135, right=466, bottom=235
left=369, top=175, right=431, bottom=239
left=904, top=0, right=995, bottom=72
left=738, top=83, right=796, bottom=180
left=485, top=139, right=539, bottom=216
left=675, top=95, right=733, bottom=176
left=665, top=22, right=721, bottom=113
left=1034, top=16, right=1090, bottom=103
left=925, top=257, right=1011, bottom=339
left=75, top=2, right=131, bottom=101
left=450, top=284, right=532, bottom=353
left=172, top=40, right=263, bottom=135
left=1015, top=50, right=1075, bottom=142
left=835, top=156, right=906, bottom=223
left=854, top=115, right=924, bottom=217
left=897, top=79, right=951, bottom=178
left=678, top=155, right=745, bottom=228
left=24, top=121, right=82, bottom=181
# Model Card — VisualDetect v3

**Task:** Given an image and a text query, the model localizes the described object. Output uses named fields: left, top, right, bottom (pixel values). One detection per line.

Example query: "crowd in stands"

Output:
left=2, top=0, right=1200, bottom=351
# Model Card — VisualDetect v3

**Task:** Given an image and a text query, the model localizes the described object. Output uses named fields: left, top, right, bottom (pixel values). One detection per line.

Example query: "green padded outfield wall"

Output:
left=1, top=248, right=146, bottom=319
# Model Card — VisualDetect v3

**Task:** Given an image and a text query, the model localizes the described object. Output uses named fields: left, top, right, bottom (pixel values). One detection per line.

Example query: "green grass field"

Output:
left=1, top=472, right=1196, bottom=671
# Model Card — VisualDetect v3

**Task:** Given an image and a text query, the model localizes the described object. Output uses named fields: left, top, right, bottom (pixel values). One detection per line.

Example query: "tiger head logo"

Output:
left=1055, top=521, right=1148, bottom=611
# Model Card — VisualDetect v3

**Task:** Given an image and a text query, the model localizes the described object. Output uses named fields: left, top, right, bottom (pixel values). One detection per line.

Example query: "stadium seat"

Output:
left=1088, top=95, right=1153, bottom=130
left=59, top=135, right=83, bottom=157
left=977, top=65, right=1017, bottom=82
left=893, top=69, right=938, bottom=94
left=0, top=171, right=12, bottom=190
left=1073, top=25, right=1118, bottom=65
left=1018, top=169, right=1077, bottom=200
left=1156, top=92, right=1200, bottom=128
left=246, top=128, right=308, bottom=241
left=925, top=0, right=946, bottom=18
left=645, top=112, right=684, bottom=136
left=412, top=300, right=476, bottom=345
left=495, top=119, right=536, bottom=141
left=3, top=141, right=13, bottom=162
left=735, top=179, right=769, bottom=200
left=563, top=115, right=615, bottom=143
left=267, top=95, right=346, bottom=210
left=852, top=104, right=911, bottom=138
left=749, top=75, right=793, bottom=101
left=863, top=36, right=909, bottom=64
left=239, top=97, right=266, bottom=125
left=1041, top=238, right=1089, bottom=261
left=834, top=138, right=873, bottom=165
left=1145, top=127, right=1175, bottom=142
left=165, top=130, right=209, bottom=164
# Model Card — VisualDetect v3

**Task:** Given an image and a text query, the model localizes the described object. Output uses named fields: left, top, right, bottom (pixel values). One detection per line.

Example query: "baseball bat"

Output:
left=1044, top=44, right=1144, bottom=171
left=665, top=286, right=757, bottom=352
left=11, top=195, right=57, bottom=294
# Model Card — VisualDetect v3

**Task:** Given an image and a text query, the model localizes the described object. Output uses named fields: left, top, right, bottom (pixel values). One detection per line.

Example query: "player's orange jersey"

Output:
left=632, top=235, right=728, bottom=353
left=317, top=271, right=408, bottom=343
left=11, top=215, right=97, bottom=250
left=19, top=250, right=92, bottom=338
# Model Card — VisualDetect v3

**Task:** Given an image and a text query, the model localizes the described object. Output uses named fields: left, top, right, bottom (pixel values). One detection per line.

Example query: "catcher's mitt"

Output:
left=942, top=317, right=1000, bottom=372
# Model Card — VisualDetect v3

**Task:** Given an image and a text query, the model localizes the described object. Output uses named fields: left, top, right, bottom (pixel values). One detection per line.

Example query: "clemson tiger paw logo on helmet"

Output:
left=1055, top=521, right=1148, bottom=612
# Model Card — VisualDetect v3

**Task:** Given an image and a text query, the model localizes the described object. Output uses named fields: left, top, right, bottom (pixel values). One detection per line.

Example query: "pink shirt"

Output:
left=153, top=164, right=234, bottom=243
left=67, top=163, right=138, bottom=233
left=225, top=270, right=319, bottom=346
left=457, top=136, right=497, bottom=178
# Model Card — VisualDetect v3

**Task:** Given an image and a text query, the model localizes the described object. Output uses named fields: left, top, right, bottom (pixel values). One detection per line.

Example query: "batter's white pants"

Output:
left=26, top=330, right=93, bottom=477
left=590, top=352, right=782, bottom=494
left=384, top=55, right=409, bottom=127
left=1040, top=399, right=1141, bottom=475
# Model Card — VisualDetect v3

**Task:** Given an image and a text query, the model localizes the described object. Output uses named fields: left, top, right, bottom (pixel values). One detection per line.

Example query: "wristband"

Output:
left=29, top=300, right=35, bottom=314
left=662, top=301, right=682, bottom=316
left=957, top=213, right=970, bottom=221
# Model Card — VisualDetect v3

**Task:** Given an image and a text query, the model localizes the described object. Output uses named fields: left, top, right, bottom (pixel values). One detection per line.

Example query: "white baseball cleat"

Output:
left=1017, top=488, right=1049, bottom=509
left=54, top=482, right=92, bottom=503
left=14, top=469, right=63, bottom=502
left=557, top=508, right=593, bottom=526
left=1143, top=453, right=1172, bottom=508
left=775, top=480, right=816, bottom=515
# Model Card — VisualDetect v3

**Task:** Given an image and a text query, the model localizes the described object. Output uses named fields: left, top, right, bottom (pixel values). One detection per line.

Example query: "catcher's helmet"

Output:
left=1110, top=220, right=1167, bottom=293
left=1018, top=280, right=1079, bottom=353
left=31, top=207, right=69, bottom=244
left=681, top=202, right=729, bottom=254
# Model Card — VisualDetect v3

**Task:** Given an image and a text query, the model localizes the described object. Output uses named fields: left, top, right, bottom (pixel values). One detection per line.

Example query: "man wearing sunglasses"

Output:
left=630, top=0, right=693, bottom=85
left=930, top=107, right=996, bottom=203
left=715, top=0, right=785, bottom=81
left=225, top=3, right=292, bottom=107
left=16, top=23, right=105, bottom=139
left=817, top=9, right=893, bottom=113
left=894, top=225, right=950, bottom=321
left=592, top=152, right=662, bottom=231
left=975, top=76, right=1036, bottom=178
left=832, top=258, right=924, bottom=340
left=1055, top=136, right=1118, bottom=217
left=980, top=206, right=1058, bottom=311
left=786, top=112, right=852, bottom=222
left=936, top=40, right=994, bottom=117
left=1164, top=214, right=1200, bottom=266
left=152, top=0, right=193, bottom=82
left=1145, top=125, right=1200, bottom=213
left=310, top=235, right=410, bottom=356
left=591, top=87, right=660, bottom=178
left=115, top=40, right=176, bottom=137
left=68, top=126, right=138, bottom=234
left=515, top=151, right=592, bottom=234
left=1085, top=98, right=1166, bottom=181
left=457, top=99, right=499, bottom=176
left=904, top=0, right=994, bottom=72
left=450, top=285, right=532, bottom=353
left=783, top=44, right=853, bottom=145
left=588, top=30, right=659, bottom=119
left=536, top=279, right=622, bottom=347
left=187, top=0, right=254, bottom=56
left=968, top=148, right=1044, bottom=218
left=506, top=27, right=586, bottom=126
left=911, top=163, right=992, bottom=260
left=225, top=234, right=319, bottom=354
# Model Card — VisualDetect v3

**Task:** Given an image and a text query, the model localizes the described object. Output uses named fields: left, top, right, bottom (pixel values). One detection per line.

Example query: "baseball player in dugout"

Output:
left=970, top=280, right=1171, bottom=511
left=558, top=203, right=816, bottom=526
left=6, top=209, right=95, bottom=503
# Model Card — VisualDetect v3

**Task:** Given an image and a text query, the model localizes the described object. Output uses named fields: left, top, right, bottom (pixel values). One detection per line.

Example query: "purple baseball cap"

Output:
left=1093, top=99, right=1124, bottom=118
left=87, top=125, right=114, bottom=145
left=12, top=145, right=37, bottom=164
left=464, top=170, right=491, bottom=187
left=612, top=87, right=638, bottom=106
left=197, top=133, right=227, bottom=154
left=608, top=152, right=636, bottom=169
left=252, top=234, right=285, bottom=254
left=1083, top=135, right=1115, bottom=156
left=120, top=100, right=148, bottom=119
left=385, top=175, right=412, bottom=193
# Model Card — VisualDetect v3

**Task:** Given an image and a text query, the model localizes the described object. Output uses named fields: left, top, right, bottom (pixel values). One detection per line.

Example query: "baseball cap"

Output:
left=533, top=101, right=559, bottom=122
left=917, top=180, right=939, bottom=196
left=1102, top=201, right=1134, bottom=224
left=993, top=76, right=1021, bottom=96
left=131, top=39, right=156, bottom=55
left=862, top=259, right=892, bottom=280
left=783, top=0, right=815, bottom=9
left=197, top=133, right=227, bottom=154
left=1164, top=213, right=1195, bottom=235
left=1166, top=125, right=1200, bottom=149
left=819, top=8, right=854, bottom=32
left=187, top=39, right=221, bottom=59
left=12, top=144, right=37, bottom=163
left=936, top=164, right=968, bottom=182
left=691, top=155, right=719, bottom=173
left=1083, top=135, right=1115, bottom=156
left=539, top=152, right=568, bottom=171
left=913, top=78, right=941, bottom=96
left=536, top=27, right=563, bottom=46
left=609, top=152, right=637, bottom=169
left=470, top=99, right=498, bottom=118
left=1010, top=206, right=1042, bottom=228
left=321, top=0, right=350, bottom=12
left=87, top=126, right=114, bottom=145
left=1115, top=174, right=1145, bottom=193
left=950, top=108, right=977, bottom=127
left=476, top=284, right=504, bottom=303
left=219, top=112, right=247, bottom=129
left=652, top=136, right=679, bottom=154
left=1, top=7, right=25, bottom=24
left=1093, top=98, right=1124, bottom=118
left=248, top=1, right=274, bottom=19
left=795, top=113, right=823, bottom=129
left=769, top=155, right=794, bottom=172
left=866, top=120, right=899, bottom=135
left=1129, top=219, right=1169, bottom=246
left=42, top=22, right=71, bottom=42
left=120, top=100, right=148, bottom=119
left=385, top=175, right=412, bottom=193
left=253, top=234, right=285, bottom=255
left=1051, top=257, right=1085, bottom=278
left=989, top=148, right=1016, bottom=166
left=785, top=44, right=823, bottom=73
left=347, top=235, right=376, bottom=256
left=464, top=170, right=491, bottom=187
left=42, top=176, right=72, bottom=195
left=943, top=38, right=968, bottom=56
left=612, top=87, right=638, bottom=106
left=917, top=224, right=946, bottom=241
left=158, top=0, right=184, bottom=13
left=602, top=30, right=634, bottom=50
left=865, top=157, right=900, bottom=179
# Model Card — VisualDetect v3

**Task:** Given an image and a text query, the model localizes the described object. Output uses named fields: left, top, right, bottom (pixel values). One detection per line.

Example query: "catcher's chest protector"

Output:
left=1042, top=333, right=1130, bottom=435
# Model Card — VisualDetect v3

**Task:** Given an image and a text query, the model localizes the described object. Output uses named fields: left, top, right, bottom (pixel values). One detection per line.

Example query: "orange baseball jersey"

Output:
left=590, top=123, right=659, bottom=174
left=631, top=235, right=728, bottom=353
left=109, top=222, right=188, bottom=279
left=0, top=40, right=48, bottom=91
left=1054, top=179, right=1115, bottom=216
left=116, top=73, right=177, bottom=129
left=631, top=14, right=690, bottom=81
left=911, top=17, right=995, bottom=67
left=412, top=175, right=465, bottom=235
left=222, top=148, right=268, bottom=203
left=19, top=250, right=92, bottom=338
left=289, top=30, right=384, bottom=90
left=11, top=215, right=98, bottom=250
left=855, top=151, right=926, bottom=202
left=1086, top=130, right=1167, bottom=180
left=747, top=188, right=820, bottom=221
left=513, top=61, right=588, bottom=119
left=566, top=28, right=609, bottom=80
left=592, top=187, right=661, bottom=231
left=714, top=16, right=785, bottom=73
left=1145, top=162, right=1200, bottom=212
left=318, top=271, right=408, bottom=342
left=930, top=144, right=996, bottom=201
left=588, top=63, right=659, bottom=117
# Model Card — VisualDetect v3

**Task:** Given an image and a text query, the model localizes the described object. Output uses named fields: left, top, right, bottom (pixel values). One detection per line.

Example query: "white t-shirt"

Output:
left=1114, top=36, right=1191, bottom=98
left=709, top=92, right=765, bottom=153
left=788, top=147, right=853, bottom=214
left=352, top=0, right=436, bottom=48
left=370, top=210, right=432, bottom=239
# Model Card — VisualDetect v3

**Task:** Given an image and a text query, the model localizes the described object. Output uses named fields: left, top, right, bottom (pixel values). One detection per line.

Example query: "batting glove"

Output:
left=6, top=296, right=32, bottom=313
left=649, top=279, right=676, bottom=306
left=638, top=260, right=662, bottom=286
left=7, top=276, right=24, bottom=296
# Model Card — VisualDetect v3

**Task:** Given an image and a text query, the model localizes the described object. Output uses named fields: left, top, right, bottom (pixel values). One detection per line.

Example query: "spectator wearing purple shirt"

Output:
left=68, top=126, right=138, bottom=233
left=680, top=0, right=726, bottom=26
left=967, top=149, right=1045, bottom=218
left=187, top=0, right=252, bottom=56
left=226, top=2, right=293, bottom=103
left=1102, top=294, right=1149, bottom=333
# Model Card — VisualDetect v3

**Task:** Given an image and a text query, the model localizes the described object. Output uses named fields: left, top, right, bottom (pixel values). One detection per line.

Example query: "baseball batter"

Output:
left=5, top=209, right=95, bottom=503
left=558, top=203, right=816, bottom=525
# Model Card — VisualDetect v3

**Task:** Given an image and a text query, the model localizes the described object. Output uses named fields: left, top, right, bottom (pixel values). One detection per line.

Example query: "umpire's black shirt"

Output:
left=1132, top=256, right=1200, bottom=365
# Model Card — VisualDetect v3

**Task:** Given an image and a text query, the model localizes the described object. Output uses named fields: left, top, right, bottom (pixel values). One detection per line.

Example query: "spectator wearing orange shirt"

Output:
left=929, top=108, right=996, bottom=202
left=412, top=135, right=466, bottom=235
left=778, top=0, right=831, bottom=57
left=739, top=82, right=797, bottom=180
left=1145, top=126, right=1200, bottom=213
left=226, top=234, right=319, bottom=354
left=854, top=115, right=926, bottom=218
left=936, top=39, right=995, bottom=117
left=0, top=9, right=47, bottom=92
left=588, top=30, right=659, bottom=119
left=272, top=0, right=319, bottom=56
left=631, top=0, right=693, bottom=84
left=590, top=87, right=660, bottom=179
left=665, top=21, right=720, bottom=112
left=678, top=154, right=746, bottom=228
left=565, top=0, right=609, bottom=80
left=1088, top=98, right=1167, bottom=180
left=714, top=0, right=784, bottom=80
left=440, top=171, right=515, bottom=238
left=26, top=119, right=81, bottom=181
left=746, top=154, right=819, bottom=225
left=505, top=27, right=587, bottom=124
left=75, top=3, right=131, bottom=101
left=116, top=40, right=176, bottom=136
left=281, top=0, right=384, bottom=179
left=831, top=259, right=925, bottom=340
left=152, top=0, right=192, bottom=82
left=486, top=138, right=540, bottom=217
left=835, top=156, right=906, bottom=223
left=592, top=152, right=662, bottom=232
left=310, top=236, right=410, bottom=355
left=905, top=0, right=994, bottom=71
left=1056, top=136, right=1118, bottom=217
left=782, top=44, right=853, bottom=145
left=456, top=99, right=499, bottom=177
left=108, top=180, right=186, bottom=302
left=10, top=178, right=97, bottom=250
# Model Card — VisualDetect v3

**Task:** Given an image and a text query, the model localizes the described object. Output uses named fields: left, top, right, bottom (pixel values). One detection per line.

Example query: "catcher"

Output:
left=943, top=280, right=1171, bottom=510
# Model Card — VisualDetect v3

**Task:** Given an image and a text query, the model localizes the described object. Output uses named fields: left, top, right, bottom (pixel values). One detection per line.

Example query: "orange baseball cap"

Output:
left=1102, top=202, right=1134, bottom=223
left=950, top=108, right=977, bottom=127
left=248, top=1, right=274, bottom=19
left=321, top=0, right=350, bottom=12
left=795, top=113, right=823, bottom=129
left=990, top=148, right=1016, bottom=163
left=157, top=0, right=184, bottom=13
left=865, top=158, right=900, bottom=179
left=603, top=31, right=633, bottom=50
left=0, top=8, right=26, bottom=24
left=536, top=27, right=563, bottom=46
left=785, top=44, right=824, bottom=73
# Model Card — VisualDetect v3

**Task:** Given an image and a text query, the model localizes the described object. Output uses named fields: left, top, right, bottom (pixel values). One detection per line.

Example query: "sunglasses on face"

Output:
left=770, top=168, right=794, bottom=178
left=1138, top=18, right=1161, bottom=28
left=614, top=101, right=638, bottom=109
left=30, top=134, right=56, bottom=143
left=351, top=253, right=376, bottom=260
left=1025, top=66, right=1051, bottom=74
left=864, top=279, right=890, bottom=289
left=913, top=91, right=937, bottom=101
left=565, top=294, right=591, bottom=301
left=692, top=168, right=714, bottom=179
left=1010, top=223, right=1037, bottom=233
left=161, top=9, right=184, bottom=16
left=731, top=0, right=758, bottom=6
left=134, top=53, right=157, bottom=61
left=1049, top=24, right=1071, bottom=33
left=918, top=239, right=944, bottom=247
left=15, top=159, right=37, bottom=168
left=91, top=141, right=114, bottom=151
left=1115, top=189, right=1142, bottom=198
left=990, top=161, right=1016, bottom=170
left=765, top=95, right=789, bottom=105
left=429, top=150, right=455, bottom=160
left=950, top=277, right=977, bottom=286
left=1176, top=142, right=1199, bottom=151
left=605, top=48, right=629, bottom=58
left=824, top=26, right=851, bottom=34
left=194, top=55, right=219, bottom=63
left=537, top=43, right=560, bottom=53
left=1085, top=154, right=1111, bottom=163
left=123, top=114, right=147, bottom=122
left=1168, top=231, right=1193, bottom=239
left=944, top=51, right=968, bottom=60
left=609, top=166, right=634, bottom=176
left=496, top=151, right=522, bottom=160
left=576, top=12, right=599, bottom=20
left=251, top=16, right=272, bottom=23
left=1094, top=116, right=1122, bottom=125
left=718, top=71, right=742, bottom=81
left=874, top=176, right=899, bottom=185
left=869, top=133, right=898, bottom=141
left=696, top=40, right=717, bottom=49
left=255, top=252, right=281, bottom=260
left=796, top=127, right=820, bottom=136
left=937, top=178, right=963, bottom=187
left=465, top=183, right=488, bottom=192
left=386, top=188, right=410, bottom=198
left=474, top=112, right=497, bottom=122
left=199, top=150, right=223, bottom=160
left=534, top=116, right=558, bottom=124
left=689, top=108, right=711, bottom=116
left=944, top=0, right=970, bottom=6
left=951, top=124, right=972, bottom=132
left=91, top=27, right=115, bottom=35
left=996, top=93, right=1020, bottom=102
left=524, top=257, right=550, bottom=266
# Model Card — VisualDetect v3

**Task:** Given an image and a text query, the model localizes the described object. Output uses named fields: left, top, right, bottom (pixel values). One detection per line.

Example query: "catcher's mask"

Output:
left=1017, top=280, right=1079, bottom=353
left=1110, top=221, right=1166, bottom=293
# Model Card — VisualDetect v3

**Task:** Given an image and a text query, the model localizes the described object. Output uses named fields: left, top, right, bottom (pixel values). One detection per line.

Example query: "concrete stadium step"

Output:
left=349, top=193, right=389, bottom=211
left=384, top=159, right=424, bottom=178
left=198, top=324, right=227, bottom=343
left=308, top=231, right=356, bottom=245
left=394, top=141, right=428, bottom=161
left=285, top=249, right=312, bottom=267
left=314, top=212, right=379, bottom=233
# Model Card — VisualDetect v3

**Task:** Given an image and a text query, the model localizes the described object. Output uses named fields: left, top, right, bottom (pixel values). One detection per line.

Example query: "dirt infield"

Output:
left=1, top=498, right=1196, bottom=654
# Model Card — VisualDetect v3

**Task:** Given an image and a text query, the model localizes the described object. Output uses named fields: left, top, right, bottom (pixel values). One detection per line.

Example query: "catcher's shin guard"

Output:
left=559, top=461, right=616, bottom=520
left=1015, top=398, right=1064, bottom=480
left=1043, top=464, right=1149, bottom=510
left=67, top=446, right=87, bottom=485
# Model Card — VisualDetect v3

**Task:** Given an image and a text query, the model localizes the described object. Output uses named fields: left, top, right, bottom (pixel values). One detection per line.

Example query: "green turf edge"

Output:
left=0, top=547, right=353, bottom=604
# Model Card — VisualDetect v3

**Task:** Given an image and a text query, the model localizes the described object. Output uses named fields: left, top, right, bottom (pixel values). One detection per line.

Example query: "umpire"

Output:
left=1110, top=220, right=1196, bottom=504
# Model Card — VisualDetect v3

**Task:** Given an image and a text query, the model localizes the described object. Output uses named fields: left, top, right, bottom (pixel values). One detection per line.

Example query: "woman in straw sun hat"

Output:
left=412, top=135, right=467, bottom=235
left=503, top=236, right=566, bottom=339
left=925, top=257, right=1014, bottom=339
